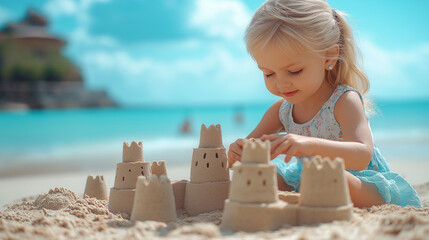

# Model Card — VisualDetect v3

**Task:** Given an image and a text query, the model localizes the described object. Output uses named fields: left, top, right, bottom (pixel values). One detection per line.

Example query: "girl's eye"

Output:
left=289, top=69, right=302, bottom=75
left=265, top=73, right=274, bottom=78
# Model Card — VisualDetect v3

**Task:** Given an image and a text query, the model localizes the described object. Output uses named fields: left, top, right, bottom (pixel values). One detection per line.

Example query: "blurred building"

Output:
left=0, top=10, right=116, bottom=110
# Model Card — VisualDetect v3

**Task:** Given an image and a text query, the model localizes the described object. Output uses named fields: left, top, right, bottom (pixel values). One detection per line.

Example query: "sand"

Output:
left=1, top=157, right=428, bottom=239
left=0, top=186, right=428, bottom=240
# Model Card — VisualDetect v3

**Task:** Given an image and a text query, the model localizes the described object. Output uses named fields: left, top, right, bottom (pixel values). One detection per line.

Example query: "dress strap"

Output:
left=278, top=99, right=292, bottom=131
left=327, top=85, right=365, bottom=112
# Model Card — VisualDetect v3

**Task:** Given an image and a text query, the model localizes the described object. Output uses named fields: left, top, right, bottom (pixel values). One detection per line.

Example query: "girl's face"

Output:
left=253, top=42, right=329, bottom=106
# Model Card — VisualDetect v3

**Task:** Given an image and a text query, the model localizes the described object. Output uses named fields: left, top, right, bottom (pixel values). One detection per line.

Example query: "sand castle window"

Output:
left=195, top=161, right=198, bottom=166
left=207, top=163, right=210, bottom=168
left=216, top=153, right=219, bottom=158
left=122, top=176, right=125, bottom=181
left=258, top=170, right=262, bottom=176
left=262, top=179, right=266, bottom=186
left=141, top=166, right=143, bottom=169
left=129, top=169, right=131, bottom=172
left=247, top=180, right=251, bottom=186
left=141, top=171, right=144, bottom=176
left=221, top=161, right=224, bottom=168
left=203, top=153, right=207, bottom=159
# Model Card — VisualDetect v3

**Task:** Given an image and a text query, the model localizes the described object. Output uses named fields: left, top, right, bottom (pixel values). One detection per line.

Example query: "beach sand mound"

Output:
left=1, top=186, right=429, bottom=240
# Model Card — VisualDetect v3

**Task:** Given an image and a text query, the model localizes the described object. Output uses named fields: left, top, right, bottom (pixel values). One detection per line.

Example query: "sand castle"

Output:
left=172, top=124, right=231, bottom=216
left=131, top=175, right=177, bottom=223
left=84, top=175, right=108, bottom=200
left=102, top=124, right=352, bottom=230
left=220, top=139, right=353, bottom=232
left=108, top=141, right=152, bottom=215
left=151, top=161, right=167, bottom=177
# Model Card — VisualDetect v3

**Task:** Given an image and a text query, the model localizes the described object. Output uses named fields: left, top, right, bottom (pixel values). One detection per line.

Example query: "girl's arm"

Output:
left=247, top=98, right=285, bottom=138
left=227, top=98, right=284, bottom=167
left=331, top=90, right=374, bottom=170
left=262, top=91, right=373, bottom=170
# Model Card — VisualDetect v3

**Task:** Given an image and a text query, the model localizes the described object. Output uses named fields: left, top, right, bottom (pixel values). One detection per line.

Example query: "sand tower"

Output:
left=131, top=175, right=177, bottom=223
left=183, top=124, right=231, bottom=216
left=298, top=156, right=353, bottom=225
left=221, top=139, right=296, bottom=232
left=84, top=175, right=109, bottom=200
left=151, top=161, right=167, bottom=177
left=108, top=141, right=151, bottom=215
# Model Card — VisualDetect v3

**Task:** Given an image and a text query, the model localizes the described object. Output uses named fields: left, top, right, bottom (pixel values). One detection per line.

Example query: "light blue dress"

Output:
left=273, top=84, right=422, bottom=208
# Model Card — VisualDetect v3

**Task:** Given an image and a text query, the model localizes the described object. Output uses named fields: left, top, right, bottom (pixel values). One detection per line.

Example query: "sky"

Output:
left=0, top=0, right=428, bottom=106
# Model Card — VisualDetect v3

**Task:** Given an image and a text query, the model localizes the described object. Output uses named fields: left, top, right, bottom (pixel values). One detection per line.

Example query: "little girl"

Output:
left=228, top=0, right=421, bottom=208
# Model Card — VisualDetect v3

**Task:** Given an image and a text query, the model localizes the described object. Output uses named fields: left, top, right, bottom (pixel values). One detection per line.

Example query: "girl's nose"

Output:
left=276, top=76, right=291, bottom=88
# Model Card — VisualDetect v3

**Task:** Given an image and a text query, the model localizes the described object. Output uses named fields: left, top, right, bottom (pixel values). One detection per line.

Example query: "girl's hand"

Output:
left=227, top=138, right=246, bottom=168
left=260, top=133, right=315, bottom=162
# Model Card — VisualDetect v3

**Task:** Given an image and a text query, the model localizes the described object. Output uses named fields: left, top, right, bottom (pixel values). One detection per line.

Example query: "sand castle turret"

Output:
left=151, top=161, right=167, bottom=177
left=221, top=139, right=296, bottom=232
left=131, top=175, right=177, bottom=223
left=108, top=141, right=151, bottom=215
left=84, top=175, right=108, bottom=200
left=298, top=156, right=353, bottom=225
left=183, top=124, right=230, bottom=216
left=221, top=140, right=354, bottom=232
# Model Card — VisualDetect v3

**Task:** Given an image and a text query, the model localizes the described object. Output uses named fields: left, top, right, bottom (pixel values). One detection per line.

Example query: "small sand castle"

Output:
left=221, top=139, right=293, bottom=231
left=84, top=175, right=108, bottom=200
left=108, top=141, right=151, bottom=215
left=221, top=139, right=353, bottom=232
left=172, top=124, right=231, bottom=216
left=151, top=161, right=167, bottom=177
left=298, top=155, right=353, bottom=225
left=131, top=175, right=176, bottom=223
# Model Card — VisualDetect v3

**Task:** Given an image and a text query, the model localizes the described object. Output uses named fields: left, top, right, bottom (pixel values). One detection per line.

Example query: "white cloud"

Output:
left=0, top=6, right=11, bottom=25
left=359, top=38, right=429, bottom=99
left=44, top=0, right=78, bottom=17
left=69, top=27, right=118, bottom=47
left=44, top=0, right=109, bottom=19
left=80, top=44, right=269, bottom=105
left=41, top=0, right=273, bottom=106
left=44, top=0, right=116, bottom=47
left=190, top=0, right=252, bottom=40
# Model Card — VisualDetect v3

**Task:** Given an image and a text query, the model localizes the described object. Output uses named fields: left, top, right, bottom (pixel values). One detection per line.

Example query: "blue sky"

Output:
left=1, top=0, right=428, bottom=106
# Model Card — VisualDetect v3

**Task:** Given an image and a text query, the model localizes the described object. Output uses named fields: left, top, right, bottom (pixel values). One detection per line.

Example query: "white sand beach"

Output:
left=1, top=156, right=429, bottom=240
left=0, top=185, right=428, bottom=240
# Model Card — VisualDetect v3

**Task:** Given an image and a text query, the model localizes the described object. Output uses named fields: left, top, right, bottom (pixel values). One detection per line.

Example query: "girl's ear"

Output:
left=324, top=44, right=340, bottom=70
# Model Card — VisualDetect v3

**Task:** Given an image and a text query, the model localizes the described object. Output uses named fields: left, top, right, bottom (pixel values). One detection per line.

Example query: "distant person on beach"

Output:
left=181, top=118, right=191, bottom=134
left=234, top=106, right=244, bottom=124
left=227, top=0, right=421, bottom=208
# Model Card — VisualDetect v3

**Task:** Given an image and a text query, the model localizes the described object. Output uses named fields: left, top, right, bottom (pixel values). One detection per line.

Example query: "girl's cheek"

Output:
left=265, top=81, right=278, bottom=95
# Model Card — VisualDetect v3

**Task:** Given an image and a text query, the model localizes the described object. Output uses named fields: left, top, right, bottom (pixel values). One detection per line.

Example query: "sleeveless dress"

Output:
left=272, top=84, right=422, bottom=208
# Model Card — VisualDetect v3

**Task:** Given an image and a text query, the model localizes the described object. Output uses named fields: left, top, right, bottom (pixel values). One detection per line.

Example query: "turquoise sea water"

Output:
left=0, top=100, right=428, bottom=170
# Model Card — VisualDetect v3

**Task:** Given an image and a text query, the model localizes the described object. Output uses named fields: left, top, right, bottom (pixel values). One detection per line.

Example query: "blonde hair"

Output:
left=245, top=0, right=370, bottom=108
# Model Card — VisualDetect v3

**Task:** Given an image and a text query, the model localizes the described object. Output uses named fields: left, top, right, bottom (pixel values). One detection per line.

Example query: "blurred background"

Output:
left=0, top=0, right=428, bottom=203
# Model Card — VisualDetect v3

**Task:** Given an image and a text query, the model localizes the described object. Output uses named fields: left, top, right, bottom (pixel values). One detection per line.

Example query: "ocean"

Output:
left=0, top=100, right=428, bottom=171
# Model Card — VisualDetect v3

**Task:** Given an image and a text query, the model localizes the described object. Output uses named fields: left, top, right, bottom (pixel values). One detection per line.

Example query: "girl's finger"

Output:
left=284, top=146, right=297, bottom=163
left=260, top=134, right=278, bottom=141
left=228, top=151, right=241, bottom=167
left=236, top=138, right=246, bottom=147
left=271, top=141, right=291, bottom=160
left=228, top=148, right=240, bottom=160
left=269, top=135, right=288, bottom=154
left=229, top=143, right=243, bottom=155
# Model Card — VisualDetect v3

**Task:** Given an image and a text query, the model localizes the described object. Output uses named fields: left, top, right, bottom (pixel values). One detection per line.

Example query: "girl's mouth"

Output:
left=283, top=90, right=299, bottom=97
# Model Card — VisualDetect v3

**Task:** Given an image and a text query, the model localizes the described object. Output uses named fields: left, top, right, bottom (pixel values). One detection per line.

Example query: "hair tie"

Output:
left=332, top=9, right=338, bottom=22
left=331, top=9, right=343, bottom=49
